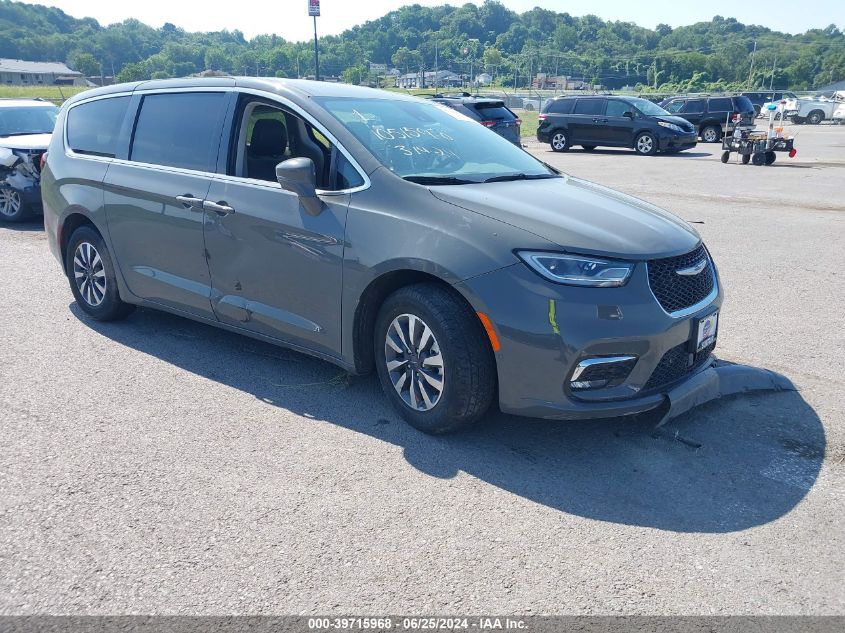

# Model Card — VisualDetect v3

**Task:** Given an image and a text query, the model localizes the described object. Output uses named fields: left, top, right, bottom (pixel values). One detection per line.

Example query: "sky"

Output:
left=20, top=0, right=845, bottom=42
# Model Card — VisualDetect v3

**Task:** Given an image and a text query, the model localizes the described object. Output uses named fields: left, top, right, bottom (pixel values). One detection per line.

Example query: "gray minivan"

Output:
left=42, top=78, right=722, bottom=434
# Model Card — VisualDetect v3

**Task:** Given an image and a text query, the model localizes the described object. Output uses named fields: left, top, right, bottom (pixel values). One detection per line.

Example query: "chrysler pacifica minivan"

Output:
left=42, top=78, right=722, bottom=433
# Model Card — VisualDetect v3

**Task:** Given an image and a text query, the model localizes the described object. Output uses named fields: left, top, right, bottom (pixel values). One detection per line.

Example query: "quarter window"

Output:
left=130, top=92, right=226, bottom=171
left=66, top=97, right=128, bottom=158
left=546, top=99, right=574, bottom=114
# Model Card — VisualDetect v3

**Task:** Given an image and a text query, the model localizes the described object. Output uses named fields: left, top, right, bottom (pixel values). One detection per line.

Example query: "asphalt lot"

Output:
left=1, top=122, right=843, bottom=615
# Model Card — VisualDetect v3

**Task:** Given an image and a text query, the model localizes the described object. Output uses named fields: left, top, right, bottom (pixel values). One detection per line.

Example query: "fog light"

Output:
left=570, top=355, right=637, bottom=391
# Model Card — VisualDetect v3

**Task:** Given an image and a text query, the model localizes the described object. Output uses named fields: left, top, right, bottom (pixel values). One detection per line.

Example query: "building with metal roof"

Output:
left=0, top=59, right=86, bottom=86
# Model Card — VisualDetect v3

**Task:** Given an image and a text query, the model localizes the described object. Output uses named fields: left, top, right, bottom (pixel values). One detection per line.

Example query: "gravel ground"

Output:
left=1, top=122, right=843, bottom=615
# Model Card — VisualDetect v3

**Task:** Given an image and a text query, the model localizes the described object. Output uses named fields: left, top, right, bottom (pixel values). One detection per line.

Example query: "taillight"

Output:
left=514, top=119, right=522, bottom=125
left=40, top=151, right=48, bottom=170
left=480, top=120, right=496, bottom=127
left=538, top=114, right=547, bottom=121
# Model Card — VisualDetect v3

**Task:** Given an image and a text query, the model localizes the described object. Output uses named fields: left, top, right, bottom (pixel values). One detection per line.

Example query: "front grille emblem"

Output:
left=675, top=258, right=707, bottom=276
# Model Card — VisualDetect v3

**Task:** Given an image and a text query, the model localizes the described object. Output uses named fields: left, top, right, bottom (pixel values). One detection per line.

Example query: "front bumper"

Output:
left=657, top=132, right=697, bottom=151
left=456, top=258, right=723, bottom=420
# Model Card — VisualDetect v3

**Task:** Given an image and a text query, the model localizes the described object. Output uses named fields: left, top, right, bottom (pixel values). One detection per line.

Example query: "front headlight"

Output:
left=657, top=121, right=683, bottom=133
left=517, top=251, right=633, bottom=287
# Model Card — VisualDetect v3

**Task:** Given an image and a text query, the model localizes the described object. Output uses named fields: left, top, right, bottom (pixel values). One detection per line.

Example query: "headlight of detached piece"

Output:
left=657, top=121, right=683, bottom=133
left=517, top=251, right=633, bottom=287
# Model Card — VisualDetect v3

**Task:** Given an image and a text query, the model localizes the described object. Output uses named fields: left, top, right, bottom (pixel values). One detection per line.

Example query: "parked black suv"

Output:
left=431, top=95, right=521, bottom=145
left=659, top=95, right=755, bottom=142
left=740, top=91, right=799, bottom=116
left=537, top=95, right=697, bottom=155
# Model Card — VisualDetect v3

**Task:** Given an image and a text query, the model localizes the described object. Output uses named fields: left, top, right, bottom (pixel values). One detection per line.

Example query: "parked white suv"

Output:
left=0, top=98, right=58, bottom=222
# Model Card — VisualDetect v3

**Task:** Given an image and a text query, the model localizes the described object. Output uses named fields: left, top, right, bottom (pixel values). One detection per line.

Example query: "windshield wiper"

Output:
left=0, top=131, right=49, bottom=137
left=483, top=173, right=560, bottom=183
left=403, top=175, right=478, bottom=185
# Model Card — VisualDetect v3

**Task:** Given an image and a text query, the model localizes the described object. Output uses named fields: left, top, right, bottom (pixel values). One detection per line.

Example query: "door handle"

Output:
left=203, top=200, right=235, bottom=216
left=593, top=118, right=608, bottom=124
left=176, top=194, right=204, bottom=209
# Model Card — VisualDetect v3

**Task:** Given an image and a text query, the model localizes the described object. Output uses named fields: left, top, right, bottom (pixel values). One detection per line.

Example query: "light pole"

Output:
left=308, top=0, right=321, bottom=81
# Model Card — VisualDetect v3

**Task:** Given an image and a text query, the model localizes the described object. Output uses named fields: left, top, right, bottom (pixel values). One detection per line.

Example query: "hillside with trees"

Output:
left=0, top=0, right=842, bottom=91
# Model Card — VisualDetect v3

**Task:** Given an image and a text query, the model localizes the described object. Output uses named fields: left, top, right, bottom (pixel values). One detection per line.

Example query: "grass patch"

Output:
left=518, top=109, right=539, bottom=138
left=0, top=85, right=90, bottom=103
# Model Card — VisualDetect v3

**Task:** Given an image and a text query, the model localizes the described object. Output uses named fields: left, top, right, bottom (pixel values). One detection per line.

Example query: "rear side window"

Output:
left=573, top=99, right=604, bottom=115
left=681, top=99, right=705, bottom=113
left=130, top=92, right=226, bottom=171
left=708, top=98, right=733, bottom=112
left=733, top=96, right=754, bottom=112
left=66, top=96, right=129, bottom=158
left=473, top=103, right=515, bottom=121
left=546, top=99, right=574, bottom=114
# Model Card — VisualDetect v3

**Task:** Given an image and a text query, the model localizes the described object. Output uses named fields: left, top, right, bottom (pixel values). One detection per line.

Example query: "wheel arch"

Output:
left=351, top=268, right=494, bottom=375
left=59, top=210, right=101, bottom=274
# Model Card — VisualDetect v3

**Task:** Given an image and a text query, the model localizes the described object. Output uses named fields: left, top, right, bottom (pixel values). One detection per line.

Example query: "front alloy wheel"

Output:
left=384, top=313, right=444, bottom=412
left=635, top=132, right=657, bottom=155
left=0, top=187, right=29, bottom=222
left=701, top=126, right=721, bottom=143
left=374, top=283, right=495, bottom=434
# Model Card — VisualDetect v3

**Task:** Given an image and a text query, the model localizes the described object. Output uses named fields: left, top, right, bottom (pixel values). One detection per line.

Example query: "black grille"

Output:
left=647, top=245, right=715, bottom=313
left=642, top=340, right=715, bottom=394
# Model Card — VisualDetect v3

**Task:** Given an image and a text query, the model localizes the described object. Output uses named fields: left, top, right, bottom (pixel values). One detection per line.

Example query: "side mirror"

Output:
left=276, top=157, right=323, bottom=216
left=623, top=111, right=634, bottom=119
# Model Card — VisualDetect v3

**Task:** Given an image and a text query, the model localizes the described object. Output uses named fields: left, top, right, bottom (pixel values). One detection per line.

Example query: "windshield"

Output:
left=0, top=105, right=59, bottom=137
left=627, top=98, right=672, bottom=117
left=314, top=97, right=555, bottom=183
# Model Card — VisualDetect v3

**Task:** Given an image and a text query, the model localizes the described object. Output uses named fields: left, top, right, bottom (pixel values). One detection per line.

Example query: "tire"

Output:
left=65, top=225, right=135, bottom=321
left=374, top=283, right=496, bottom=434
left=0, top=187, right=32, bottom=223
left=524, top=102, right=535, bottom=111
left=550, top=130, right=569, bottom=152
left=751, top=152, right=766, bottom=166
left=581, top=145, right=596, bottom=151
left=741, top=153, right=751, bottom=165
left=701, top=125, right=721, bottom=143
left=807, top=110, right=824, bottom=125
left=634, top=132, right=657, bottom=156
left=765, top=151, right=776, bottom=165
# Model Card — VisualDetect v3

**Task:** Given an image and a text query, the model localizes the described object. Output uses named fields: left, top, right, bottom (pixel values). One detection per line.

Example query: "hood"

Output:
left=430, top=175, right=700, bottom=260
left=656, top=115, right=695, bottom=131
left=0, top=133, right=51, bottom=151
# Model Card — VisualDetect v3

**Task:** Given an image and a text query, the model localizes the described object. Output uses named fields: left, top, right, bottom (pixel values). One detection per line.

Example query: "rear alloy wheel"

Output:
left=701, top=125, right=721, bottom=143
left=65, top=226, right=135, bottom=321
left=807, top=110, right=824, bottom=125
left=550, top=131, right=569, bottom=152
left=0, top=187, right=31, bottom=223
left=634, top=132, right=657, bottom=155
left=375, top=283, right=495, bottom=434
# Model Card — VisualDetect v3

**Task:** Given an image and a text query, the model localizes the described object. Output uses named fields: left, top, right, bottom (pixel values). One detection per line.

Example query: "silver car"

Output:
left=42, top=78, right=722, bottom=433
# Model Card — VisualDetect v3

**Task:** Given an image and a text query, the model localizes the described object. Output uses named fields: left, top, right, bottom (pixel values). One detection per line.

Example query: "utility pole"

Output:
left=747, top=40, right=757, bottom=89
left=434, top=41, right=438, bottom=92
left=770, top=55, right=777, bottom=91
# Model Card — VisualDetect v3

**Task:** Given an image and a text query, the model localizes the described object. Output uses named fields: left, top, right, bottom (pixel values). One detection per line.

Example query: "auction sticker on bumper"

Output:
left=696, top=311, right=718, bottom=351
